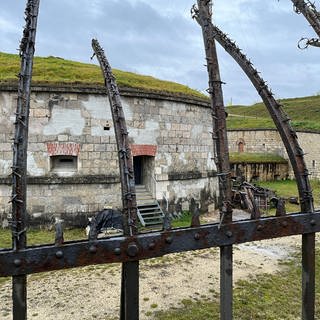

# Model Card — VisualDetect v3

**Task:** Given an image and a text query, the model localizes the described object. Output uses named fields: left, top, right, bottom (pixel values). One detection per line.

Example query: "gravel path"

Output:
left=0, top=233, right=301, bottom=320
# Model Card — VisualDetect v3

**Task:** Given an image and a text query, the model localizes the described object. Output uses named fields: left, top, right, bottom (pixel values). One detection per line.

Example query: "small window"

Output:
left=312, top=160, right=316, bottom=169
left=50, top=155, right=77, bottom=174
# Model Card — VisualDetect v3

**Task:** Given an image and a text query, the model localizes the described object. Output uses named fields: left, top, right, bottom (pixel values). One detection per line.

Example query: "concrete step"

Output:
left=135, top=184, right=148, bottom=191
left=137, top=201, right=164, bottom=227
left=136, top=193, right=153, bottom=198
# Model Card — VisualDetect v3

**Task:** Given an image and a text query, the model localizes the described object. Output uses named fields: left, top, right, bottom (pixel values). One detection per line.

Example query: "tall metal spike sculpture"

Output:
left=193, top=1, right=315, bottom=318
left=91, top=39, right=139, bottom=320
left=192, top=1, right=233, bottom=319
left=11, top=1, right=40, bottom=319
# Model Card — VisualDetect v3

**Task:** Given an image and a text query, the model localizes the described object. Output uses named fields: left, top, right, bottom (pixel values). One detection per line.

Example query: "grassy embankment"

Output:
left=227, top=95, right=320, bottom=132
left=0, top=52, right=205, bottom=100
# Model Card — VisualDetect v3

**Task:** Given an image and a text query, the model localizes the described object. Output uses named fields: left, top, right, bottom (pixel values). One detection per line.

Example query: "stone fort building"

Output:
left=1, top=70, right=319, bottom=226
left=0, top=83, right=218, bottom=226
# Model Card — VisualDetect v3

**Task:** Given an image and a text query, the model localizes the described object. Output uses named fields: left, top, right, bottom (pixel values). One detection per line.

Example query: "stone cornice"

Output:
left=0, top=175, right=120, bottom=185
left=0, top=170, right=217, bottom=185
left=0, top=83, right=210, bottom=107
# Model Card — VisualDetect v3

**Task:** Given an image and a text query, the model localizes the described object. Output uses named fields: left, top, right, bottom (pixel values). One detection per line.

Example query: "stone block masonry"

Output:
left=228, top=129, right=320, bottom=180
left=0, top=86, right=218, bottom=226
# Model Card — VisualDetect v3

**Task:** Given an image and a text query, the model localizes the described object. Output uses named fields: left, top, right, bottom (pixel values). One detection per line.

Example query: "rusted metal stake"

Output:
left=11, top=1, right=40, bottom=319
left=291, top=3, right=320, bottom=318
left=121, top=261, right=139, bottom=320
left=302, top=233, right=315, bottom=320
left=194, top=1, right=233, bottom=318
left=91, top=39, right=139, bottom=320
left=220, top=245, right=233, bottom=320
left=194, top=1, right=316, bottom=319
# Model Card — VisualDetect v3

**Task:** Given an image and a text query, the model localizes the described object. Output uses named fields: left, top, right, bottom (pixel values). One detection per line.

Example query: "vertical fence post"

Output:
left=11, top=1, right=40, bottom=319
left=121, top=262, right=139, bottom=320
left=302, top=233, right=315, bottom=320
left=220, top=245, right=233, bottom=320
left=290, top=3, right=320, bottom=318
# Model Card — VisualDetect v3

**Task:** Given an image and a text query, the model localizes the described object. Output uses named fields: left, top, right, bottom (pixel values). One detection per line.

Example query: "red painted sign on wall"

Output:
left=131, top=144, right=157, bottom=157
left=47, top=142, right=81, bottom=156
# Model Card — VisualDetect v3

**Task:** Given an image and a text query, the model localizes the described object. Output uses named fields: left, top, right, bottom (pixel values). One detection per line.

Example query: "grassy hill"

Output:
left=227, top=95, right=320, bottom=132
left=0, top=52, right=205, bottom=100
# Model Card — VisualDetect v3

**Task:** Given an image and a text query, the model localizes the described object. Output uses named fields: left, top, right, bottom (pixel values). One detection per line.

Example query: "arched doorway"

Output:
left=236, top=138, right=245, bottom=153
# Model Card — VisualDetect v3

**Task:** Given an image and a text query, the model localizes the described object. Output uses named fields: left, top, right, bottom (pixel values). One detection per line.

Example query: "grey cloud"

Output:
left=1, top=1, right=320, bottom=104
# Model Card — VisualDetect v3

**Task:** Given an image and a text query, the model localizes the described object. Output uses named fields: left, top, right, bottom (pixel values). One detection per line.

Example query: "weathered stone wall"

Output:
left=3, top=85, right=318, bottom=227
left=230, top=163, right=289, bottom=182
left=0, top=86, right=218, bottom=226
left=228, top=129, right=320, bottom=180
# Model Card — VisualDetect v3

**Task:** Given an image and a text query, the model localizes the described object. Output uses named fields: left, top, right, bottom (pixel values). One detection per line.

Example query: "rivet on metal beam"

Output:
left=55, top=250, right=64, bottom=259
left=89, top=245, right=97, bottom=254
left=148, top=242, right=156, bottom=250
left=165, top=236, right=173, bottom=244
left=310, top=219, right=316, bottom=226
left=194, top=233, right=201, bottom=240
left=257, top=225, right=263, bottom=231
left=114, top=247, right=121, bottom=255
left=226, top=230, right=233, bottom=238
left=13, top=259, right=22, bottom=267
left=127, top=243, right=139, bottom=257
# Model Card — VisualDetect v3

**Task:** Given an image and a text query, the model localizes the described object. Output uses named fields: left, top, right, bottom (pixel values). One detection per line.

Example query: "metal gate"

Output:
left=1, top=1, right=320, bottom=319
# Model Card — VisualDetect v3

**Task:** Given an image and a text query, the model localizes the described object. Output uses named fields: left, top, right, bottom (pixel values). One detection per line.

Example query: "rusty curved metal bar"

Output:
left=11, top=1, right=41, bottom=319
left=195, top=0, right=232, bottom=214
left=193, top=1, right=233, bottom=319
left=91, top=39, right=137, bottom=236
left=192, top=3, right=315, bottom=318
left=91, top=39, right=139, bottom=320
left=192, top=10, right=314, bottom=214
left=292, top=0, right=320, bottom=40
left=291, top=0, right=320, bottom=49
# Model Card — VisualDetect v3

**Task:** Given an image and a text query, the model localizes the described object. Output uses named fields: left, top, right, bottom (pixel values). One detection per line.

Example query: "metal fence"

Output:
left=1, top=1, right=319, bottom=320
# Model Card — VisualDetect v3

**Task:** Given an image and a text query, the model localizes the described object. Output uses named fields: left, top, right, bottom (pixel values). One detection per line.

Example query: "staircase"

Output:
left=135, top=185, right=164, bottom=228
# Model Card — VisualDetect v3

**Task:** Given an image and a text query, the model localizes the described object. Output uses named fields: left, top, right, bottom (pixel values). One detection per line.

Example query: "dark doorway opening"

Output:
left=133, top=156, right=143, bottom=185
left=238, top=141, right=244, bottom=153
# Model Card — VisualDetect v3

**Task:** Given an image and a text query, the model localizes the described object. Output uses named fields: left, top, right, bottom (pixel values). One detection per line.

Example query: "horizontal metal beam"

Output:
left=0, top=211, right=319, bottom=277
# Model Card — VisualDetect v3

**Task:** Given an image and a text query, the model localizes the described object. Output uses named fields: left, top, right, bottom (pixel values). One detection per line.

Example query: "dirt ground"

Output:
left=0, top=211, right=305, bottom=320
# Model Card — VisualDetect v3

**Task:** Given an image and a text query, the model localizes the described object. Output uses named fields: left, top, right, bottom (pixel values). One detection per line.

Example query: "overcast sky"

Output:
left=1, top=0, right=320, bottom=105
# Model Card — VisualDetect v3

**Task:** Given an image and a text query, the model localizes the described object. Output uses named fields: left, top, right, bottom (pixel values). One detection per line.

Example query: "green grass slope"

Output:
left=227, top=95, right=320, bottom=132
left=0, top=52, right=205, bottom=99
left=229, top=152, right=287, bottom=164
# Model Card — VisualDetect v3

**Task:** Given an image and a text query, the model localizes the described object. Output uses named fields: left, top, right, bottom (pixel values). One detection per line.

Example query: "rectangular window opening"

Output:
left=50, top=155, right=78, bottom=173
